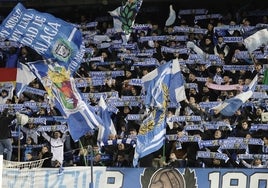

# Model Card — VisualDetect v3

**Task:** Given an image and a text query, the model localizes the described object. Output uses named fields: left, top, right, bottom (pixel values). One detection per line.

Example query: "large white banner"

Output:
left=2, top=167, right=107, bottom=188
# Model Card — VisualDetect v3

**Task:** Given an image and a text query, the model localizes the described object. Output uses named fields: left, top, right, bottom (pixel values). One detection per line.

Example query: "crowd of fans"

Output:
left=0, top=3, right=268, bottom=169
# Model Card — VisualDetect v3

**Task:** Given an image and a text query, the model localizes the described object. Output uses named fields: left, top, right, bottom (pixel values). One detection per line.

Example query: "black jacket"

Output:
left=0, top=114, right=15, bottom=139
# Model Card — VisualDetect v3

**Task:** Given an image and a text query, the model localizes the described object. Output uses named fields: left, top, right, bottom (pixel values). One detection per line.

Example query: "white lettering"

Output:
left=44, top=26, right=57, bottom=36
left=47, top=22, right=61, bottom=31
left=32, top=16, right=46, bottom=27
left=250, top=173, right=268, bottom=188
left=40, top=34, right=53, bottom=45
left=9, top=28, right=23, bottom=41
left=28, top=27, right=38, bottom=36
left=105, top=171, right=124, bottom=188
left=17, top=13, right=34, bottom=29
left=21, top=37, right=32, bottom=46
left=35, top=42, right=49, bottom=55
left=5, top=8, right=22, bottom=29
left=209, top=171, right=268, bottom=188
left=0, top=29, right=11, bottom=38
left=5, top=15, right=20, bottom=29
left=222, top=172, right=247, bottom=188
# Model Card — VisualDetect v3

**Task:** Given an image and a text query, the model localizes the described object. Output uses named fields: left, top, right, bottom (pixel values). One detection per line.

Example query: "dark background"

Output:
left=0, top=0, right=267, bottom=23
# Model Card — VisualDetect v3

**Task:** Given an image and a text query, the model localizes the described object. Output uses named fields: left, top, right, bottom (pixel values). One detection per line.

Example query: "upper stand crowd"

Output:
left=0, top=3, right=268, bottom=168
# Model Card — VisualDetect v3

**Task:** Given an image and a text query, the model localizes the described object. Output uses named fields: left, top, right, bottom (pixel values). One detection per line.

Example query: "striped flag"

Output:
left=142, top=58, right=186, bottom=108
left=97, top=96, right=117, bottom=143
left=211, top=74, right=258, bottom=116
left=133, top=100, right=167, bottom=167
left=133, top=58, right=186, bottom=167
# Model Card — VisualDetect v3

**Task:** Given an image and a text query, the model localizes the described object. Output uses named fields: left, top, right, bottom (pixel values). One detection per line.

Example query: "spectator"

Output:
left=162, top=152, right=180, bottom=168
left=113, top=153, right=130, bottom=167
left=33, top=107, right=48, bottom=117
left=21, top=123, right=40, bottom=144
left=75, top=147, right=89, bottom=166
left=0, top=108, right=16, bottom=161
left=41, top=130, right=67, bottom=167
left=214, top=36, right=230, bottom=59
left=259, top=135, right=268, bottom=154
left=22, top=137, right=40, bottom=162
left=93, top=153, right=105, bottom=166
left=169, top=131, right=188, bottom=168
left=200, top=37, right=214, bottom=54
left=79, top=131, right=97, bottom=149
left=241, top=157, right=268, bottom=168
left=203, top=157, right=233, bottom=168
left=232, top=119, right=251, bottom=138
left=0, top=86, right=14, bottom=104
left=38, top=145, right=52, bottom=168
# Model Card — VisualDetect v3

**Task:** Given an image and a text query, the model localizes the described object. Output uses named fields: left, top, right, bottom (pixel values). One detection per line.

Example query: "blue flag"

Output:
left=133, top=59, right=177, bottom=166
left=211, top=74, right=258, bottom=116
left=141, top=58, right=186, bottom=108
left=0, top=3, right=85, bottom=75
left=133, top=107, right=167, bottom=167
left=28, top=59, right=103, bottom=141
left=97, top=96, right=117, bottom=143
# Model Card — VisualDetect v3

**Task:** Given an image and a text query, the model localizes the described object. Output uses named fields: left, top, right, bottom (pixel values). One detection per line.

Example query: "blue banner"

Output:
left=0, top=3, right=85, bottom=74
left=3, top=167, right=268, bottom=188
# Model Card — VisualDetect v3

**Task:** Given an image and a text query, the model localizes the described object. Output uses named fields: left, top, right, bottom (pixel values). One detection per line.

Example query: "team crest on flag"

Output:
left=53, top=39, right=72, bottom=62
left=47, top=66, right=78, bottom=110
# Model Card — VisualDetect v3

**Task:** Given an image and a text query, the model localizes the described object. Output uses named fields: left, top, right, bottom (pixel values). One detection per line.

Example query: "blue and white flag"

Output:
left=133, top=107, right=167, bottom=167
left=0, top=3, right=85, bottom=75
left=244, top=28, right=268, bottom=53
left=28, top=59, right=103, bottom=141
left=142, top=58, right=186, bottom=108
left=211, top=74, right=258, bottom=116
left=133, top=68, right=171, bottom=167
left=97, top=96, right=117, bottom=143
left=16, top=62, right=36, bottom=97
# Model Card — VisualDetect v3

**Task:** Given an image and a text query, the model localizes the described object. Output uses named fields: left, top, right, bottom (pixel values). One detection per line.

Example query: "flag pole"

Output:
left=89, top=144, right=94, bottom=188
left=17, top=124, right=21, bottom=162
left=79, top=140, right=93, bottom=188
left=162, top=140, right=166, bottom=164
left=79, top=140, right=88, bottom=166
